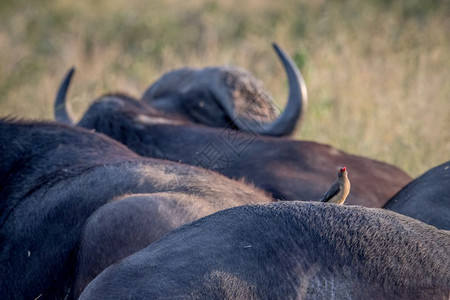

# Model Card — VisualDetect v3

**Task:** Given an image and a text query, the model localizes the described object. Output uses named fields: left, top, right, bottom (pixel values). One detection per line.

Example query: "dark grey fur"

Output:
left=80, top=202, right=450, bottom=299
left=384, top=160, right=450, bottom=230
left=0, top=119, right=269, bottom=299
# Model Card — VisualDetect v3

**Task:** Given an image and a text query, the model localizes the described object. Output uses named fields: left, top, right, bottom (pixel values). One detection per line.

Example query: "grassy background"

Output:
left=1, top=0, right=449, bottom=177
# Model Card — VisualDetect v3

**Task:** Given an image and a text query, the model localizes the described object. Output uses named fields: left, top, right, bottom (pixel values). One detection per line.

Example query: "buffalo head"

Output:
left=55, top=43, right=307, bottom=137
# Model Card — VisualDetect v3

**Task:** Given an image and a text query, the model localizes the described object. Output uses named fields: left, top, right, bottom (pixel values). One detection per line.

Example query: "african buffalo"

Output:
left=56, top=43, right=307, bottom=137
left=384, top=160, right=450, bottom=230
left=0, top=119, right=270, bottom=299
left=80, top=202, right=450, bottom=299
left=54, top=85, right=411, bottom=207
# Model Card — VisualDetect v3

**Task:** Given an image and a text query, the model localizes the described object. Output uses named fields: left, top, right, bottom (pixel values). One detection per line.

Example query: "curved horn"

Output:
left=229, top=43, right=308, bottom=136
left=264, top=43, right=308, bottom=136
left=54, top=67, right=76, bottom=125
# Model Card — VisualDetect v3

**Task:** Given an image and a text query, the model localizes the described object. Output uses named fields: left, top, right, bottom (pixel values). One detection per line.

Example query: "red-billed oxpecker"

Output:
left=319, top=167, right=350, bottom=204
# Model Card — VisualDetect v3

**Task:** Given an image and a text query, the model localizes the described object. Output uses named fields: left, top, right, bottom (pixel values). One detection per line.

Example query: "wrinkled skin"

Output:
left=384, top=160, right=450, bottom=230
left=80, top=202, right=450, bottom=299
left=64, top=94, right=411, bottom=208
left=0, top=119, right=270, bottom=299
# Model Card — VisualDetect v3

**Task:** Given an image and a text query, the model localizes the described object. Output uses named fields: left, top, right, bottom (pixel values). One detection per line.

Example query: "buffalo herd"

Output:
left=1, top=43, right=449, bottom=299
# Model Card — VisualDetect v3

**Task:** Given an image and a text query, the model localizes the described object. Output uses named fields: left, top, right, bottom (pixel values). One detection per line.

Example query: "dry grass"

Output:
left=1, top=0, right=449, bottom=177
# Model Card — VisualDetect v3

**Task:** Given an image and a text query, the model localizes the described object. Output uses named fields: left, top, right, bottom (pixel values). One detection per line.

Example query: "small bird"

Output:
left=319, top=166, right=350, bottom=204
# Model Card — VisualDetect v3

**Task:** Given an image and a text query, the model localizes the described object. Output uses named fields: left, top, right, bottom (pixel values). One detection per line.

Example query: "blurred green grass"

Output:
left=1, top=0, right=449, bottom=177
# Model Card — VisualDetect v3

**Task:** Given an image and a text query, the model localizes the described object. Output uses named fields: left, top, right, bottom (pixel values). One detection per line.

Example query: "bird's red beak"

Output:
left=340, top=167, right=346, bottom=172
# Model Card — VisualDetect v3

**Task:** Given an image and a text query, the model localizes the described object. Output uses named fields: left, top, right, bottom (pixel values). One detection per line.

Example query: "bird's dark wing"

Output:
left=319, top=181, right=340, bottom=202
